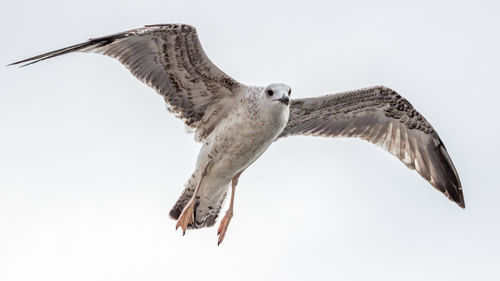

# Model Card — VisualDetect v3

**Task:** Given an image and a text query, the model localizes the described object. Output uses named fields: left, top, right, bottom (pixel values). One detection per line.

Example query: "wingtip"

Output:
left=7, top=60, right=33, bottom=68
left=451, top=189, right=465, bottom=209
left=455, top=185, right=466, bottom=209
left=448, top=187, right=465, bottom=209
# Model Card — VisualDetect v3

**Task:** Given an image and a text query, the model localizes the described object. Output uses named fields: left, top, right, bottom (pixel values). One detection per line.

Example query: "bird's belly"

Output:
left=205, top=117, right=283, bottom=182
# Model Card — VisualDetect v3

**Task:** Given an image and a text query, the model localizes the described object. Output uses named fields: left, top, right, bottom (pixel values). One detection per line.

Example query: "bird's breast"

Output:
left=205, top=105, right=287, bottom=178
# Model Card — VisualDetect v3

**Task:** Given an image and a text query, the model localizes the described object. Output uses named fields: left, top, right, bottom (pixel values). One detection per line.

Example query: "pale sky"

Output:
left=1, top=0, right=499, bottom=280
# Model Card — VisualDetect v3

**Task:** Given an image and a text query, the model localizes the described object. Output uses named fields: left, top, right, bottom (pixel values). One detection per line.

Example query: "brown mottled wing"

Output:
left=279, top=86, right=464, bottom=208
left=9, top=24, right=244, bottom=140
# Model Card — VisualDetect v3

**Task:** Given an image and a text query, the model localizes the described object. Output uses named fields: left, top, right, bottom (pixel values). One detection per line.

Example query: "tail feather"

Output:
left=169, top=187, right=193, bottom=221
left=169, top=181, right=228, bottom=229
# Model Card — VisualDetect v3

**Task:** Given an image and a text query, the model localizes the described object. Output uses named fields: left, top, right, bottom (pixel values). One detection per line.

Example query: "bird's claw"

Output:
left=217, top=211, right=233, bottom=245
left=176, top=202, right=195, bottom=235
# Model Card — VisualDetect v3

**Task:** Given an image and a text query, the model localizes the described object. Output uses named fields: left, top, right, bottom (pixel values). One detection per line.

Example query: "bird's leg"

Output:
left=176, top=162, right=211, bottom=235
left=217, top=170, right=243, bottom=245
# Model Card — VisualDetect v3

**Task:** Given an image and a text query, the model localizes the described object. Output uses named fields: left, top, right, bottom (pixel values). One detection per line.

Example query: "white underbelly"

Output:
left=196, top=111, right=286, bottom=192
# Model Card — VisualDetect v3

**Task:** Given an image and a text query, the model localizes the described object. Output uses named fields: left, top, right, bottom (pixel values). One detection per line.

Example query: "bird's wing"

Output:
left=9, top=24, right=245, bottom=141
left=278, top=86, right=464, bottom=208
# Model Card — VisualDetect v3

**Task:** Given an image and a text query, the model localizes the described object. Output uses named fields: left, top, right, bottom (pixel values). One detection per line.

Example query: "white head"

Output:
left=263, top=83, right=291, bottom=106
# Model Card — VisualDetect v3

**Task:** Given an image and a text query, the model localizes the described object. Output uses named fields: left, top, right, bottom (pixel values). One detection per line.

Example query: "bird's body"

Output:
left=170, top=85, right=290, bottom=228
left=9, top=24, right=464, bottom=245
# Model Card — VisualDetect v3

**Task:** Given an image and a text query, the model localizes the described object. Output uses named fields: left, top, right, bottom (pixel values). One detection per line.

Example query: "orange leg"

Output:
left=217, top=170, right=243, bottom=245
left=176, top=162, right=210, bottom=235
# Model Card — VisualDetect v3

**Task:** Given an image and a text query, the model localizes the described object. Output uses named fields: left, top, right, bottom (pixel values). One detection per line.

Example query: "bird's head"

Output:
left=264, top=83, right=291, bottom=106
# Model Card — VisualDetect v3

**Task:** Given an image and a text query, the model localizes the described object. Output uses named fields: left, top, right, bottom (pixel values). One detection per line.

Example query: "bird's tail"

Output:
left=169, top=175, right=228, bottom=229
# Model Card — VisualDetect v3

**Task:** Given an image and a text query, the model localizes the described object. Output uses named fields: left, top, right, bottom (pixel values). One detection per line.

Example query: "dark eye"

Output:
left=288, top=89, right=291, bottom=96
left=267, top=89, right=273, bottom=96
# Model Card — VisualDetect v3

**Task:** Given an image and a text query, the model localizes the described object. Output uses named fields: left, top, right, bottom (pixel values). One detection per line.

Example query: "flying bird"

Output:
left=9, top=24, right=465, bottom=245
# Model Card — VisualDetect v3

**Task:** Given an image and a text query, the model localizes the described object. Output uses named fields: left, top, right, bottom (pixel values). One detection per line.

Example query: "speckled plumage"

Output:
left=280, top=86, right=464, bottom=207
left=10, top=24, right=464, bottom=240
left=10, top=24, right=241, bottom=141
left=170, top=85, right=289, bottom=228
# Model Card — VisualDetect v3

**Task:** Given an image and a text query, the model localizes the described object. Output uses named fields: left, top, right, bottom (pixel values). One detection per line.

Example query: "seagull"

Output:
left=9, top=24, right=465, bottom=245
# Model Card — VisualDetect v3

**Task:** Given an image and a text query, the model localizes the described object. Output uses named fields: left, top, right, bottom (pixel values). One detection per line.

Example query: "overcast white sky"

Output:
left=1, top=0, right=499, bottom=280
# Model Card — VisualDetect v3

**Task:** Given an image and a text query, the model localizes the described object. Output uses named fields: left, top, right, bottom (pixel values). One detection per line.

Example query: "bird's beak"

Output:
left=277, top=96, right=289, bottom=105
